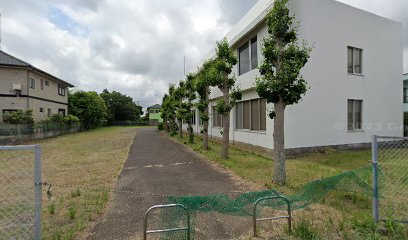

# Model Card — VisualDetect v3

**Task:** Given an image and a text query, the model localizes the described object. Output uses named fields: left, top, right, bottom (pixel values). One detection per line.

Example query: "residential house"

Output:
left=184, top=0, right=403, bottom=153
left=0, top=50, right=74, bottom=123
left=147, top=104, right=163, bottom=125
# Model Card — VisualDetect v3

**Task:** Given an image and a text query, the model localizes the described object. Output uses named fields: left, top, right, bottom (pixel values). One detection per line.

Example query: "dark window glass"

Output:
left=260, top=99, right=266, bottom=131
left=30, top=79, right=35, bottom=89
left=347, top=47, right=353, bottom=73
left=348, top=99, right=363, bottom=130
left=243, top=101, right=250, bottom=129
left=251, top=99, right=260, bottom=130
left=239, top=43, right=250, bottom=76
left=251, top=37, right=258, bottom=70
left=236, top=102, right=243, bottom=129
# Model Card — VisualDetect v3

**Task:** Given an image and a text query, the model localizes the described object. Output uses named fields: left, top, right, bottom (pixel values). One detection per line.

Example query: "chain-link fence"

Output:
left=372, top=136, right=408, bottom=223
left=0, top=145, right=42, bottom=240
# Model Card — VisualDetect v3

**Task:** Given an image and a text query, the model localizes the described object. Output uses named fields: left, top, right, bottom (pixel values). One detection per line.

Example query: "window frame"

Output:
left=404, top=87, right=408, bottom=104
left=58, top=84, right=66, bottom=96
left=235, top=98, right=266, bottom=132
left=347, top=99, right=363, bottom=131
left=58, top=108, right=66, bottom=116
left=238, top=35, right=258, bottom=76
left=347, top=46, right=363, bottom=75
left=29, top=78, right=35, bottom=89
left=212, top=106, right=223, bottom=128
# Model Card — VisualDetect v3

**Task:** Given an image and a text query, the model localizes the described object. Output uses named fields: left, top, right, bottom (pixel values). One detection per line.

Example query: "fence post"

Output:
left=34, top=145, right=42, bottom=240
left=372, top=135, right=379, bottom=222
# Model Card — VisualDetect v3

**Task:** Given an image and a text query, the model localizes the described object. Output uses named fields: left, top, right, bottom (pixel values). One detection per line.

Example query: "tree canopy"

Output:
left=68, top=91, right=108, bottom=129
left=100, top=89, right=143, bottom=122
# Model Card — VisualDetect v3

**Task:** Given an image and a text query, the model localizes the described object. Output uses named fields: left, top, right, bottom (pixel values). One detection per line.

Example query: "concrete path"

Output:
left=86, top=128, right=252, bottom=240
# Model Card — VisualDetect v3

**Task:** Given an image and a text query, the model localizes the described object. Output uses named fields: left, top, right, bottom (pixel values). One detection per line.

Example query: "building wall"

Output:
left=186, top=0, right=403, bottom=151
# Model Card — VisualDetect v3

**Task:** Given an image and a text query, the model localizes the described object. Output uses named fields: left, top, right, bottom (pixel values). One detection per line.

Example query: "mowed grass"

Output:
left=173, top=134, right=408, bottom=239
left=34, top=127, right=137, bottom=239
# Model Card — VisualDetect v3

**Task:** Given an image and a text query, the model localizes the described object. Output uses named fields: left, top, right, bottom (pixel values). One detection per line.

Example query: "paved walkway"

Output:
left=86, top=128, right=251, bottom=239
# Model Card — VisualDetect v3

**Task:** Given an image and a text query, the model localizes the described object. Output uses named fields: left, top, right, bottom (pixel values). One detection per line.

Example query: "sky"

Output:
left=0, top=0, right=407, bottom=108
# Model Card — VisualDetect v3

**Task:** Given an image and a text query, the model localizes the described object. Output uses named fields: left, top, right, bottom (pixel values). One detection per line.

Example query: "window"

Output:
left=236, top=98, right=266, bottom=131
left=58, top=108, right=66, bottom=116
left=58, top=84, right=66, bottom=96
left=29, top=78, right=35, bottom=89
left=40, top=80, right=44, bottom=90
left=212, top=106, right=223, bottom=127
left=39, top=108, right=44, bottom=113
left=190, top=110, right=196, bottom=125
left=47, top=108, right=51, bottom=117
left=347, top=47, right=362, bottom=74
left=404, top=87, right=408, bottom=103
left=239, top=36, right=258, bottom=76
left=348, top=100, right=363, bottom=131
left=45, top=81, right=49, bottom=86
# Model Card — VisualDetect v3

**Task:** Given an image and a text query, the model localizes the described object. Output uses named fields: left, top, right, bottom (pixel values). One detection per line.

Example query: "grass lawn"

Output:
left=31, top=126, right=136, bottom=239
left=172, top=133, right=408, bottom=240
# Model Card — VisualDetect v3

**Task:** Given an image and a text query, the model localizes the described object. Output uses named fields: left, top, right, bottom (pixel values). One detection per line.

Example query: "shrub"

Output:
left=157, top=122, right=164, bottom=131
left=3, top=110, right=34, bottom=124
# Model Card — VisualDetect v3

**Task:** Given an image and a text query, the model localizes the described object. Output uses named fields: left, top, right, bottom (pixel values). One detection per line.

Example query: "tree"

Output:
left=161, top=85, right=178, bottom=135
left=100, top=89, right=143, bottom=122
left=212, top=39, right=242, bottom=159
left=173, top=81, right=187, bottom=138
left=255, top=0, right=312, bottom=185
left=184, top=73, right=197, bottom=143
left=68, top=91, right=108, bottom=129
left=195, top=59, right=215, bottom=150
left=3, top=110, right=34, bottom=124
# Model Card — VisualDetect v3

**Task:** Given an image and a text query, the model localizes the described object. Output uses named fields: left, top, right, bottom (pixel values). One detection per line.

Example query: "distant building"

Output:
left=0, top=50, right=74, bottom=123
left=147, top=104, right=163, bottom=125
left=403, top=73, right=408, bottom=136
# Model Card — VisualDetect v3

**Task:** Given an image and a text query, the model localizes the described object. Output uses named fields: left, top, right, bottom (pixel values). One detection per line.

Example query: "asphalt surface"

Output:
left=86, top=128, right=251, bottom=240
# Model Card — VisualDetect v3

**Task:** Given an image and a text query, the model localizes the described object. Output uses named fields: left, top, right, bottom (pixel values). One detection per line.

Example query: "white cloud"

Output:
left=1, top=0, right=407, bottom=108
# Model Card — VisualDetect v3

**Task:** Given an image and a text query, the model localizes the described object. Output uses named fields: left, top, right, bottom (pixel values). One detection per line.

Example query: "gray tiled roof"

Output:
left=0, top=50, right=30, bottom=66
left=148, top=104, right=162, bottom=109
left=0, top=50, right=74, bottom=87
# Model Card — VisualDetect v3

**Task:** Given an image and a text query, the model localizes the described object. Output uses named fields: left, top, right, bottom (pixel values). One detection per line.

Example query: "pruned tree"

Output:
left=255, top=0, right=312, bottom=185
left=184, top=73, right=197, bottom=143
left=195, top=60, right=215, bottom=150
left=173, top=81, right=187, bottom=138
left=212, top=39, right=242, bottom=159
left=161, top=85, right=177, bottom=135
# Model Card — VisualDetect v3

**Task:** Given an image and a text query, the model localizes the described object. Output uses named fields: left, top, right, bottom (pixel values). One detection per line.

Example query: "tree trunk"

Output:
left=202, top=106, right=209, bottom=150
left=178, top=120, right=183, bottom=138
left=188, top=123, right=194, bottom=143
left=220, top=87, right=230, bottom=159
left=273, top=101, right=286, bottom=185
left=164, top=117, right=169, bottom=132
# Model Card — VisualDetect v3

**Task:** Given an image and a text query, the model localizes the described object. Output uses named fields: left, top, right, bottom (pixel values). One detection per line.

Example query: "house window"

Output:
left=236, top=98, right=266, bottom=131
left=348, top=99, right=363, bottom=131
left=239, top=36, right=258, bottom=76
left=29, top=78, right=35, bottom=89
left=40, top=80, right=44, bottom=90
left=58, top=84, right=66, bottom=96
left=190, top=110, right=196, bottom=125
left=212, top=106, right=223, bottom=127
left=47, top=108, right=51, bottom=117
left=404, top=87, right=408, bottom=103
left=45, top=81, right=49, bottom=86
left=347, top=47, right=362, bottom=74
left=58, top=108, right=66, bottom=116
left=39, top=108, right=44, bottom=113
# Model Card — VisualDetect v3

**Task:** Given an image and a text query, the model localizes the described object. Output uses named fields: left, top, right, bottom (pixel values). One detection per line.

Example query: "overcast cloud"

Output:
left=0, top=0, right=407, bottom=108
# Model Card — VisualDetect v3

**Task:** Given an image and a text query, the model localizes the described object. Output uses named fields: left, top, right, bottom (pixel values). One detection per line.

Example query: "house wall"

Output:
left=0, top=67, right=69, bottom=122
left=185, top=0, right=403, bottom=151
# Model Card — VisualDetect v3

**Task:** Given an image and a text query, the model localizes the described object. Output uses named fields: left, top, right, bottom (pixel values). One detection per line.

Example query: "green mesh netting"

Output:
left=155, top=166, right=373, bottom=239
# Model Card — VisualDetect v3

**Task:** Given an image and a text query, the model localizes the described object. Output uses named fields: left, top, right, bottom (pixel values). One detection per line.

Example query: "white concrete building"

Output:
left=184, top=0, right=403, bottom=153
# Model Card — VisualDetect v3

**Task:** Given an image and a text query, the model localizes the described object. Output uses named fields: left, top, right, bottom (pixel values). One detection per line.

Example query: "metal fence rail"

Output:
left=0, top=145, right=42, bottom=240
left=372, top=135, right=408, bottom=223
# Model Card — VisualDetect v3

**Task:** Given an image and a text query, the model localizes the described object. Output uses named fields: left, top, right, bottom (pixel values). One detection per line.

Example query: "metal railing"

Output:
left=253, top=195, right=292, bottom=237
left=143, top=204, right=190, bottom=240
